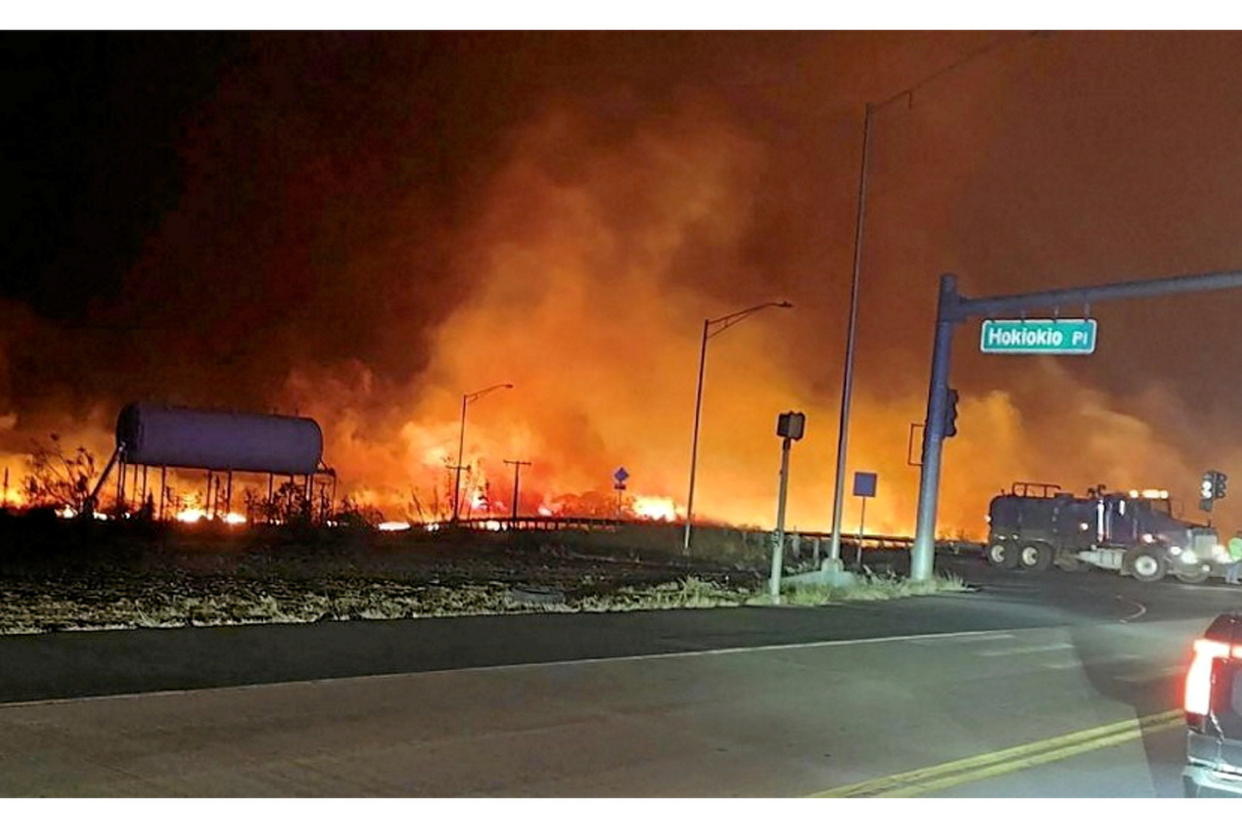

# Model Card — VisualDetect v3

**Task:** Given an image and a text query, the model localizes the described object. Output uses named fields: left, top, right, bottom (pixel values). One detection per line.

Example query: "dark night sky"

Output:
left=7, top=30, right=1242, bottom=529
left=0, top=33, right=245, bottom=318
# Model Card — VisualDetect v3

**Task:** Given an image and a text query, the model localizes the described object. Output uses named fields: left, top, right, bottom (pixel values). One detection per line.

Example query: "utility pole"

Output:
left=683, top=301, right=792, bottom=553
left=828, top=32, right=1046, bottom=566
left=911, top=268, right=1242, bottom=581
left=503, top=459, right=531, bottom=520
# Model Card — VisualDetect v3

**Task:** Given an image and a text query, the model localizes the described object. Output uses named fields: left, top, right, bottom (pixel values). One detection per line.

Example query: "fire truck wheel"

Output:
left=986, top=541, right=1018, bottom=569
left=1174, top=567, right=1210, bottom=584
left=1126, top=547, right=1168, bottom=582
left=1018, top=542, right=1053, bottom=571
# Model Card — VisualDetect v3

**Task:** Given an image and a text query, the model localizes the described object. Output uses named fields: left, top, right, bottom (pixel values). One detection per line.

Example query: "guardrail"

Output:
left=408, top=516, right=982, bottom=553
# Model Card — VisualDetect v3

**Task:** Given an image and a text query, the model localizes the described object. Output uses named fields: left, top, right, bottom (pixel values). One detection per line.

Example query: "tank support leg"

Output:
left=117, top=458, right=126, bottom=513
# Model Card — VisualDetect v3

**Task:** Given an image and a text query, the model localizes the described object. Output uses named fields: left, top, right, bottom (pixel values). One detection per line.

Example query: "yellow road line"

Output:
left=811, top=709, right=1183, bottom=798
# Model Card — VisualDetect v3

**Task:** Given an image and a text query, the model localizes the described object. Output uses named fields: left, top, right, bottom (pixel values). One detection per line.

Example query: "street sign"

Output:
left=980, top=318, right=1097, bottom=355
left=853, top=471, right=877, bottom=498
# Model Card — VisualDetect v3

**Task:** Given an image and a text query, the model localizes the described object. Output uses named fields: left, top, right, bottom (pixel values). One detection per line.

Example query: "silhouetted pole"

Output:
left=503, top=459, right=531, bottom=520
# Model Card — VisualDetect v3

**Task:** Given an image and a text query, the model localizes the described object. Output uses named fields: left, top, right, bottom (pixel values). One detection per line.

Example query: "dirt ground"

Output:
left=0, top=511, right=971, bottom=633
left=0, top=514, right=768, bottom=633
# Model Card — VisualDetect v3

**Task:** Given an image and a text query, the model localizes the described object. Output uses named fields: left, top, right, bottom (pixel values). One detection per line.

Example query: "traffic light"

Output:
left=943, top=388, right=959, bottom=438
left=1201, top=470, right=1229, bottom=501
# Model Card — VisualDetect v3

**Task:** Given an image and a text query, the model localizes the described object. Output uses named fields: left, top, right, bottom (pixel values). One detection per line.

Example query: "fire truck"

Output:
left=985, top=482, right=1225, bottom=583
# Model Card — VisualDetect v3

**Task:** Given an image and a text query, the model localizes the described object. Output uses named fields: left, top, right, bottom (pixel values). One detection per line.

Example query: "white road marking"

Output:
left=1173, top=583, right=1240, bottom=593
left=1116, top=596, right=1147, bottom=623
left=0, top=626, right=1041, bottom=710
left=910, top=632, right=1016, bottom=646
left=979, top=643, right=1075, bottom=657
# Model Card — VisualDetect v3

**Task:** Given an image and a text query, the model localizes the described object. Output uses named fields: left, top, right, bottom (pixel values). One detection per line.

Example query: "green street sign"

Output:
left=979, top=318, right=1097, bottom=355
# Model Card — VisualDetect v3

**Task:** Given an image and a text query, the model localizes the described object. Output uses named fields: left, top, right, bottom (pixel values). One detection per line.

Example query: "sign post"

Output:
left=613, top=467, right=629, bottom=520
left=770, top=412, right=806, bottom=603
left=852, top=471, right=877, bottom=569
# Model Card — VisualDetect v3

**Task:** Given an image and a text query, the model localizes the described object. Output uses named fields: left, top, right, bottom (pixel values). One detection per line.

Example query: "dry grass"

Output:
left=770, top=571, right=971, bottom=606
left=0, top=559, right=970, bottom=635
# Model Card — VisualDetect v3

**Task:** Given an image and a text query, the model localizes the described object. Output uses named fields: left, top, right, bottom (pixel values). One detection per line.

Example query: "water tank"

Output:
left=116, top=403, right=323, bottom=475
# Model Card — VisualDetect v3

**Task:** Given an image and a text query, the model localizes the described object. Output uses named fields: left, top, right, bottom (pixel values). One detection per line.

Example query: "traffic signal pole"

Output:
left=911, top=267, right=1242, bottom=581
left=910, top=275, right=961, bottom=581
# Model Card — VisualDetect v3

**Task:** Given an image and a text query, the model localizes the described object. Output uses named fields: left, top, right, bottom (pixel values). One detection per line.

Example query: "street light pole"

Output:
left=452, top=395, right=468, bottom=522
left=451, top=383, right=514, bottom=523
left=826, top=32, right=1045, bottom=565
left=683, top=319, right=710, bottom=553
left=682, top=301, right=793, bottom=553
left=826, top=103, right=874, bottom=566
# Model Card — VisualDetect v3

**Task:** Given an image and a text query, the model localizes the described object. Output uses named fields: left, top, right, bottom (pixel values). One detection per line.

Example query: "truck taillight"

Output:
left=1186, top=639, right=1232, bottom=716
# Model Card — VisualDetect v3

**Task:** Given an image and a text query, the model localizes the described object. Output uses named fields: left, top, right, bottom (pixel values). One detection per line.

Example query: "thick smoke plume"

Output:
left=4, top=32, right=1242, bottom=536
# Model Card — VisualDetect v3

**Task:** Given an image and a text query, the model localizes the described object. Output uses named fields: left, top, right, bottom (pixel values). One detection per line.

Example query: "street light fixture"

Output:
left=451, top=382, right=514, bottom=522
left=683, top=300, right=793, bottom=553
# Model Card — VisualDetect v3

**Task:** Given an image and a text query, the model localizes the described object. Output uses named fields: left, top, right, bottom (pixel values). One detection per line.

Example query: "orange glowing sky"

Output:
left=5, top=32, right=1242, bottom=537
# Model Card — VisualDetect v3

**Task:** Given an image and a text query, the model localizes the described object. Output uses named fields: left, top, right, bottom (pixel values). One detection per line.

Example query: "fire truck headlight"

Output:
left=1141, top=533, right=1155, bottom=544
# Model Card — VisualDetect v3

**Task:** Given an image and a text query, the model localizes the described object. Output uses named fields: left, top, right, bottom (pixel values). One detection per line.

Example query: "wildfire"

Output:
left=632, top=495, right=678, bottom=522
left=174, top=508, right=246, bottom=526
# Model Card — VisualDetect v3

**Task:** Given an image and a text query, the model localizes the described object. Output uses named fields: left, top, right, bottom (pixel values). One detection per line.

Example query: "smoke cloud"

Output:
left=4, top=32, right=1242, bottom=536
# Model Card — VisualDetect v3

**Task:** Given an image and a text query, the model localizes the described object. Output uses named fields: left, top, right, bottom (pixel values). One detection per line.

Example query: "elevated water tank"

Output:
left=116, top=403, right=323, bottom=475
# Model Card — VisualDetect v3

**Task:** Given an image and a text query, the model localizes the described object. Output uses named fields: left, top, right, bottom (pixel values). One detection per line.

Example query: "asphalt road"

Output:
left=0, top=556, right=1238, bottom=796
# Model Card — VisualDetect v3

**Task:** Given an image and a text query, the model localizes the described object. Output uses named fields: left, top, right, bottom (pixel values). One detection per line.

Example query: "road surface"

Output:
left=0, top=557, right=1237, bottom=796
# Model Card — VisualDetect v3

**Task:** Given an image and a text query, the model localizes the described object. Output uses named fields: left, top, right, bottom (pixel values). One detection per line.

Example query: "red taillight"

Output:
left=1186, top=638, right=1231, bottom=715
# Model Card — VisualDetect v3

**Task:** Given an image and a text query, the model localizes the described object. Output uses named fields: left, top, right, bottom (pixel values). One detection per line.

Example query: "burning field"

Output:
left=5, top=33, right=1242, bottom=547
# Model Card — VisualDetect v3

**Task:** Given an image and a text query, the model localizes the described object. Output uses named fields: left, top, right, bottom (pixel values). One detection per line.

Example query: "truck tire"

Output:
left=1175, top=567, right=1210, bottom=584
left=986, top=541, right=1018, bottom=569
left=1125, top=547, right=1167, bottom=583
left=1018, top=542, right=1053, bottom=572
